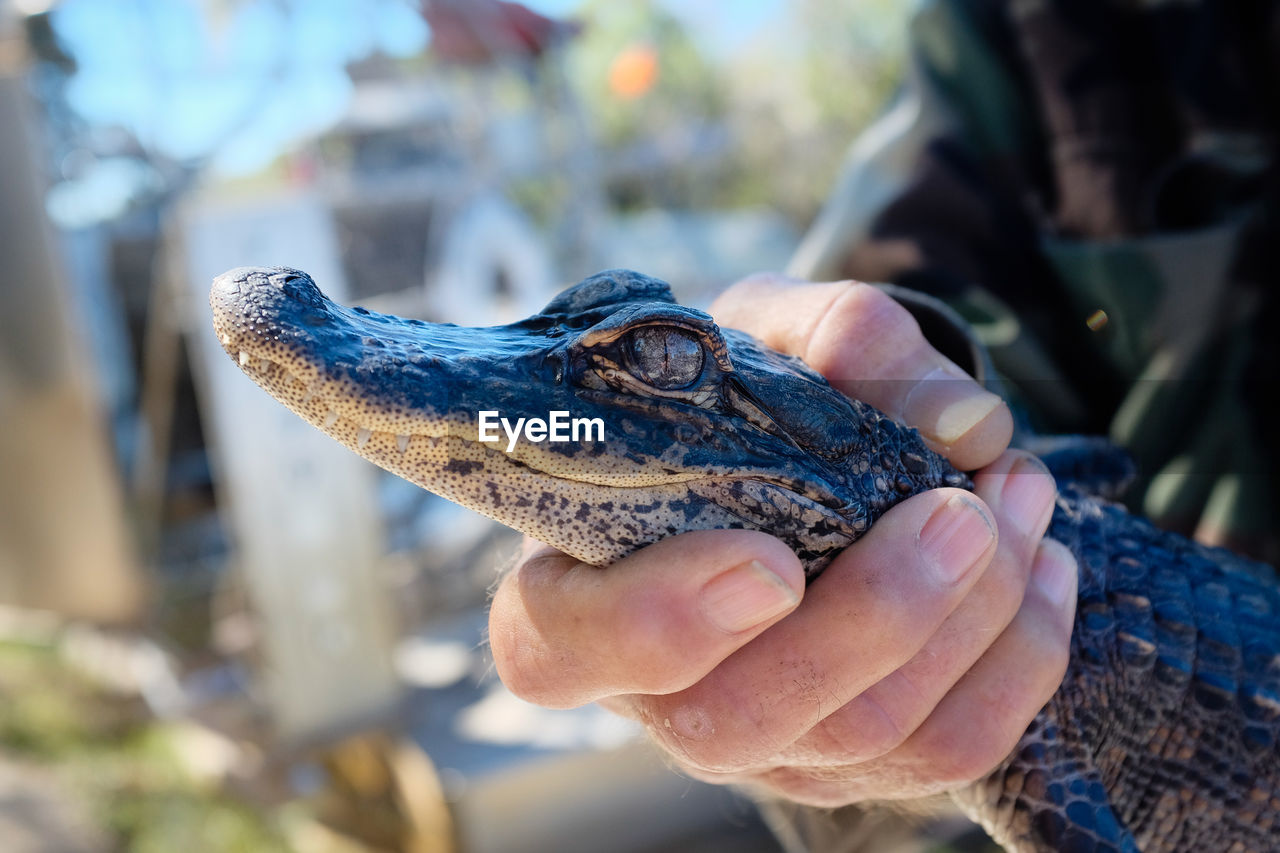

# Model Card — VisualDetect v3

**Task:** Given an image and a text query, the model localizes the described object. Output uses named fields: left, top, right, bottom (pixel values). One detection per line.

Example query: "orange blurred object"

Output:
left=608, top=44, right=659, bottom=98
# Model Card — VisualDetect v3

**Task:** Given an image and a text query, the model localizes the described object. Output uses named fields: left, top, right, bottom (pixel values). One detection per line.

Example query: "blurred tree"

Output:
left=569, top=0, right=725, bottom=148
left=722, top=0, right=909, bottom=222
left=550, top=0, right=907, bottom=223
left=562, top=0, right=729, bottom=210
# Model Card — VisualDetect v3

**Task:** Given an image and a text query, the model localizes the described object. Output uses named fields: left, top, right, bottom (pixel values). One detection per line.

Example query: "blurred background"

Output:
left=0, top=1, right=935, bottom=850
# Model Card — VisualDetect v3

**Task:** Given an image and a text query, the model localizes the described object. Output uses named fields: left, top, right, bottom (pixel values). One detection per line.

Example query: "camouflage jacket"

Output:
left=789, top=0, right=1280, bottom=565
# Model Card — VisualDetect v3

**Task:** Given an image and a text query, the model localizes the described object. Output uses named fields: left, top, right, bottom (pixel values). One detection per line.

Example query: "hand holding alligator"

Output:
left=216, top=265, right=1280, bottom=848
left=489, top=275, right=1079, bottom=806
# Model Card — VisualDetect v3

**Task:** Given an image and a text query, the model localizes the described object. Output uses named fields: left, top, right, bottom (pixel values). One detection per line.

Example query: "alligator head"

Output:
left=210, top=267, right=964, bottom=575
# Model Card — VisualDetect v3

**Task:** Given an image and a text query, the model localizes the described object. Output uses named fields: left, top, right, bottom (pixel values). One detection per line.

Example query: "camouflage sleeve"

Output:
left=789, top=0, right=1280, bottom=564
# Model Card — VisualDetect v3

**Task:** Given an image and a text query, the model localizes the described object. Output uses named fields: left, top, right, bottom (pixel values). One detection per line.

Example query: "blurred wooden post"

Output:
left=180, top=192, right=402, bottom=745
left=0, top=32, right=145, bottom=625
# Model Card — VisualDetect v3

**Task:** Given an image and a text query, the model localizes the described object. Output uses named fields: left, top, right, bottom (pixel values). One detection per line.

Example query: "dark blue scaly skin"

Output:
left=956, top=486, right=1280, bottom=851
left=211, top=267, right=1279, bottom=852
left=209, top=267, right=963, bottom=574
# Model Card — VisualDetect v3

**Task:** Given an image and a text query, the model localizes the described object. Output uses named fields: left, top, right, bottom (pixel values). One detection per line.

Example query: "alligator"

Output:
left=210, top=266, right=1280, bottom=852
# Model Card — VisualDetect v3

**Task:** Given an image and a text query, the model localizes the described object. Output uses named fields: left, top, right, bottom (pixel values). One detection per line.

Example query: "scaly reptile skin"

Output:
left=210, top=267, right=1280, bottom=852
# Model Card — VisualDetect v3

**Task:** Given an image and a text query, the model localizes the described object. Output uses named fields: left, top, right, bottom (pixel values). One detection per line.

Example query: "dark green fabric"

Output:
left=790, top=0, right=1280, bottom=563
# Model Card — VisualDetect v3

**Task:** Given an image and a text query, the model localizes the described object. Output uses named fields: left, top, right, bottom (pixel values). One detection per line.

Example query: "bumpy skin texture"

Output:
left=209, top=266, right=963, bottom=575
left=211, top=267, right=1280, bottom=852
left=956, top=485, right=1280, bottom=851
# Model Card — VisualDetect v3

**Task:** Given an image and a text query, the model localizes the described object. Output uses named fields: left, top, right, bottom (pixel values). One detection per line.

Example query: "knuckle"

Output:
left=812, top=697, right=909, bottom=763
left=923, top=705, right=1027, bottom=788
left=606, top=593, right=697, bottom=695
left=920, top=686, right=1050, bottom=789
left=983, top=555, right=1033, bottom=629
left=641, top=702, right=743, bottom=773
left=832, top=283, right=920, bottom=343
left=489, top=617, right=590, bottom=709
left=710, top=274, right=786, bottom=318
left=932, top=668, right=1064, bottom=786
left=930, top=733, right=1011, bottom=788
left=805, top=283, right=925, bottom=383
left=642, top=686, right=784, bottom=774
left=492, top=636, right=565, bottom=707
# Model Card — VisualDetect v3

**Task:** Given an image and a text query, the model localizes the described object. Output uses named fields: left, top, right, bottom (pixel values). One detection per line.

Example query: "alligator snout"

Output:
left=211, top=266, right=338, bottom=362
left=210, top=266, right=325, bottom=323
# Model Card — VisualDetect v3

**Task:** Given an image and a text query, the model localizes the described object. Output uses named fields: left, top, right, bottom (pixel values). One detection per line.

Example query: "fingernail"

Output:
left=918, top=494, right=995, bottom=584
left=902, top=367, right=1003, bottom=446
left=1031, top=539, right=1077, bottom=604
left=1001, top=457, right=1057, bottom=536
left=700, top=560, right=799, bottom=634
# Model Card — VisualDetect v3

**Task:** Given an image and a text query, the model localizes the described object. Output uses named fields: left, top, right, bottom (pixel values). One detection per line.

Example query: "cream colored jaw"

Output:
left=224, top=338, right=455, bottom=450
left=224, top=341, right=714, bottom=489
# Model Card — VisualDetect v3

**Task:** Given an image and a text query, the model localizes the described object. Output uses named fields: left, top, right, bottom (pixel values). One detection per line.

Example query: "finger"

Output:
left=634, top=487, right=996, bottom=773
left=711, top=274, right=1011, bottom=470
left=781, top=450, right=1057, bottom=765
left=488, top=530, right=804, bottom=709
left=702, top=538, right=1077, bottom=809
left=789, top=537, right=1077, bottom=805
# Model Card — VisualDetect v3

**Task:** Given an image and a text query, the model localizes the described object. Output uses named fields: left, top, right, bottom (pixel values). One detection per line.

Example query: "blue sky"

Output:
left=53, top=0, right=429, bottom=173
left=50, top=0, right=783, bottom=180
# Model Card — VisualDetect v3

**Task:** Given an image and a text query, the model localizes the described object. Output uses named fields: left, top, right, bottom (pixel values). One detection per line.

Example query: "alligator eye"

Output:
left=627, top=326, right=705, bottom=389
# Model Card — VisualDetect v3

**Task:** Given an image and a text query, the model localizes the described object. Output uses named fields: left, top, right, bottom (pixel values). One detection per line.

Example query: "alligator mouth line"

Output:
left=225, top=343, right=777, bottom=495
left=225, top=345, right=859, bottom=530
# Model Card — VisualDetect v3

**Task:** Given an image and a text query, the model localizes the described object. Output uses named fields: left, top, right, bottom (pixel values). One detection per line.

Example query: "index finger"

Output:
left=710, top=274, right=1011, bottom=471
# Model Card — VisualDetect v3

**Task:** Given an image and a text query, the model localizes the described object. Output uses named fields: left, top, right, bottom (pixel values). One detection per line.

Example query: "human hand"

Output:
left=488, top=275, right=1077, bottom=806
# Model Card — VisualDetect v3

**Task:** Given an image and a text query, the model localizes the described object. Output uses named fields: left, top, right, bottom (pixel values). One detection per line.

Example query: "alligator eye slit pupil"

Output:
left=628, top=326, right=704, bottom=390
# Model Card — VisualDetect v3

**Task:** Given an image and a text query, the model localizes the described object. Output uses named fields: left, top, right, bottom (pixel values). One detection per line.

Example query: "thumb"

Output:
left=489, top=530, right=804, bottom=709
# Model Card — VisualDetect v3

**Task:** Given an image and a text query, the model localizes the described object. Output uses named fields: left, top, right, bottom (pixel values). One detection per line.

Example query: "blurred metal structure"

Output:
left=0, top=15, right=145, bottom=625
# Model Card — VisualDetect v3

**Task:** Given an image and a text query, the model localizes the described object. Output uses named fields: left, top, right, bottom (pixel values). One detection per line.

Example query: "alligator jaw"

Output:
left=209, top=266, right=877, bottom=569
left=211, top=266, right=765, bottom=489
left=210, top=266, right=962, bottom=572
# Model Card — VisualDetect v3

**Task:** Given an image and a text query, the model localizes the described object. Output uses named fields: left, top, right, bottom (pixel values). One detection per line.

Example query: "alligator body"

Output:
left=211, top=267, right=1280, bottom=852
